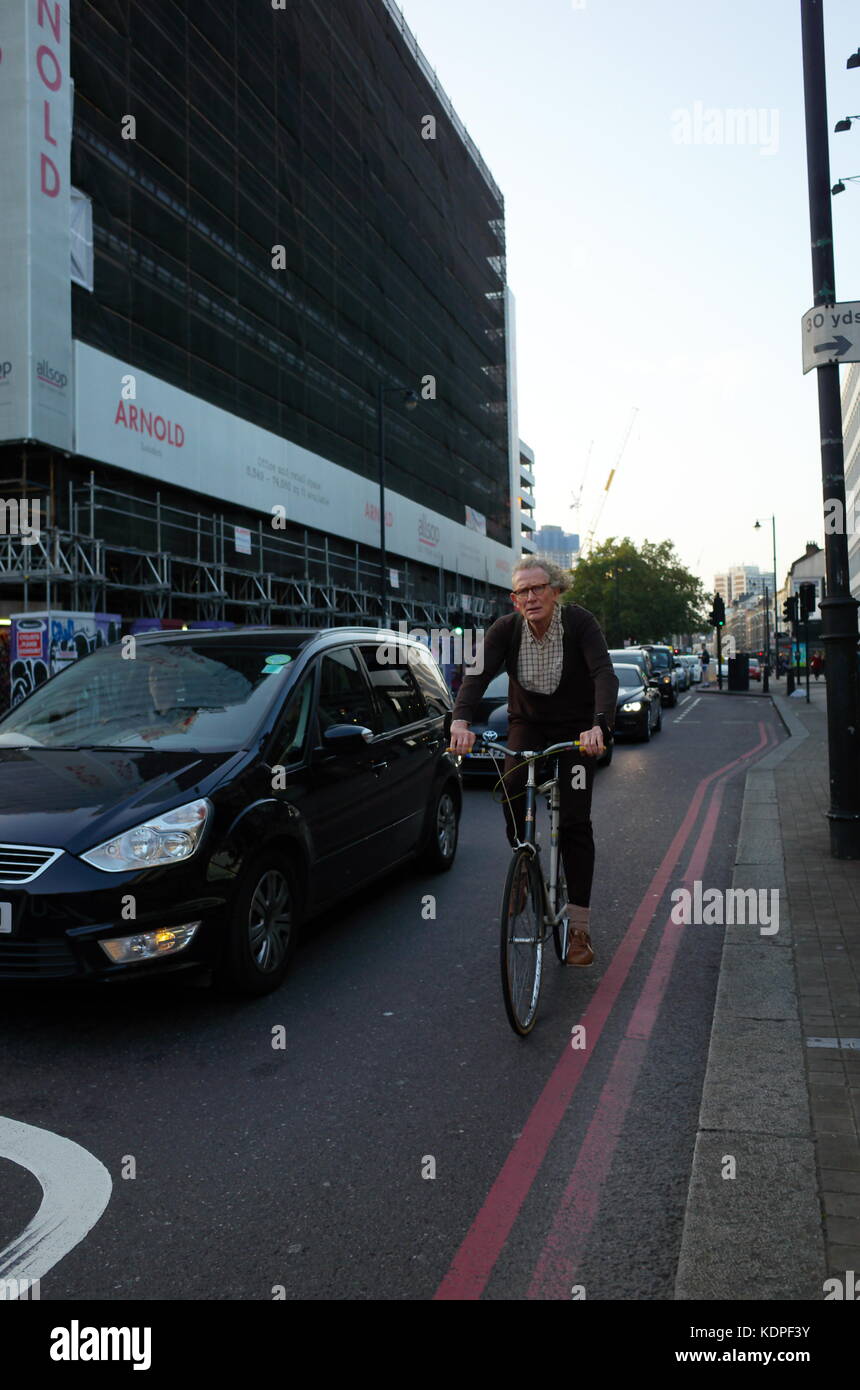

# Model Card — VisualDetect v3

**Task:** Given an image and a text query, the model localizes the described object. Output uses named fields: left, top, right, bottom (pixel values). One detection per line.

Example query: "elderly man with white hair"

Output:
left=449, top=560, right=618, bottom=966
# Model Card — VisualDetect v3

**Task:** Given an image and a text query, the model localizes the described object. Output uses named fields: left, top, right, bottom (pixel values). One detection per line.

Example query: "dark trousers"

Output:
left=500, top=719, right=597, bottom=908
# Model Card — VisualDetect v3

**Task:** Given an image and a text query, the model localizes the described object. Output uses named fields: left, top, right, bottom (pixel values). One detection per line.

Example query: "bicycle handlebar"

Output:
left=446, top=736, right=583, bottom=758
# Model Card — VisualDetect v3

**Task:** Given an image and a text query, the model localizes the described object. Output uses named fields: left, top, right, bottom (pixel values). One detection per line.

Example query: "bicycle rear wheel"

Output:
left=500, top=848, right=545, bottom=1035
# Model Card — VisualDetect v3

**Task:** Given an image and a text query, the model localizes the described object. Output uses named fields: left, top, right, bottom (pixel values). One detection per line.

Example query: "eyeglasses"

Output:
left=512, top=583, right=552, bottom=599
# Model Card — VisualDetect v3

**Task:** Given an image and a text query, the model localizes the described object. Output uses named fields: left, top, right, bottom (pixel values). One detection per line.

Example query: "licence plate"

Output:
left=0, top=903, right=11, bottom=934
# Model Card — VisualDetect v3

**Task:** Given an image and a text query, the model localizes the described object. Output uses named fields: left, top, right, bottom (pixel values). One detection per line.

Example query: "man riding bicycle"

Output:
left=449, top=561, right=618, bottom=966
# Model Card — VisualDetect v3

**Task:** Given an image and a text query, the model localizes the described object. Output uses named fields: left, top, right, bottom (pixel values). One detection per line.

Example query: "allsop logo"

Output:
left=36, top=359, right=67, bottom=389
left=0, top=498, right=41, bottom=545
left=0, top=362, right=11, bottom=382
left=50, top=1321, right=151, bottom=1371
left=418, top=515, right=440, bottom=547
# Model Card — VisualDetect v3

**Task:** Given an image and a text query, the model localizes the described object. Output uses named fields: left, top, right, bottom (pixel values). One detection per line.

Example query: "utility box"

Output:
left=727, top=654, right=750, bottom=692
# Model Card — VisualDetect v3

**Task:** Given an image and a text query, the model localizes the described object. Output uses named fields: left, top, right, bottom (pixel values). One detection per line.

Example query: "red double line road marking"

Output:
left=434, top=723, right=773, bottom=1301
left=526, top=719, right=772, bottom=1298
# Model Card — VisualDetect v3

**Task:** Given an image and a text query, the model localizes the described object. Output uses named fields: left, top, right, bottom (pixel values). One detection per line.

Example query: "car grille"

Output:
left=0, top=938, right=80, bottom=979
left=0, top=844, right=63, bottom=884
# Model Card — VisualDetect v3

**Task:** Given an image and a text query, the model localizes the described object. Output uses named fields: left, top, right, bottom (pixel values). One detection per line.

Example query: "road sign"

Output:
left=802, top=301, right=860, bottom=372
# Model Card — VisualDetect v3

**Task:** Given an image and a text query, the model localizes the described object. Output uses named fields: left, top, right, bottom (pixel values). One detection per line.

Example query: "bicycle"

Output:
left=456, top=733, right=583, bottom=1036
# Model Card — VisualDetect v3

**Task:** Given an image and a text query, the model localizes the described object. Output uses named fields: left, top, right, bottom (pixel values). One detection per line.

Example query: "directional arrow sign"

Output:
left=802, top=301, right=860, bottom=372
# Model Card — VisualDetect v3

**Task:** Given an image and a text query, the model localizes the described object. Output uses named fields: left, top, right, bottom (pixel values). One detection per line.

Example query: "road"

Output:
left=0, top=688, right=784, bottom=1300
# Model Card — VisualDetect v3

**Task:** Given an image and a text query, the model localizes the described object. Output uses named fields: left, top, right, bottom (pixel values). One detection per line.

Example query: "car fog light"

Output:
left=99, top=922, right=200, bottom=964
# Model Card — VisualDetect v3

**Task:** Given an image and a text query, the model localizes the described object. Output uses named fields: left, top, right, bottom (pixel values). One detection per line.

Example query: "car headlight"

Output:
left=81, top=798, right=211, bottom=872
left=661, top=674, right=671, bottom=682
left=621, top=701, right=643, bottom=712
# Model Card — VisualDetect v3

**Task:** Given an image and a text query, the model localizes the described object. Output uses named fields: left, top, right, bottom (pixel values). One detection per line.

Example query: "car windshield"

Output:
left=648, top=650, right=671, bottom=668
left=613, top=665, right=642, bottom=686
left=0, top=641, right=302, bottom=753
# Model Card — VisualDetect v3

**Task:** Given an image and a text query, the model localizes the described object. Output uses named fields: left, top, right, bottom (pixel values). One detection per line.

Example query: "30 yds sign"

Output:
left=801, top=300, right=860, bottom=373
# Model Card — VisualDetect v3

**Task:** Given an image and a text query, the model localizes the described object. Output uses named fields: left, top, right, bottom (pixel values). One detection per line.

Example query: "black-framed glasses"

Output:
left=512, top=583, right=552, bottom=599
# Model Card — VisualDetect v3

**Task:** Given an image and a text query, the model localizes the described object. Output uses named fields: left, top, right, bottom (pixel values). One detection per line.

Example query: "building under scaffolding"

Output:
left=0, top=0, right=518, bottom=635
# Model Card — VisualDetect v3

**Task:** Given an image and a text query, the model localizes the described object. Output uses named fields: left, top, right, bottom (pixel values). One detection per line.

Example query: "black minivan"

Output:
left=0, top=627, right=460, bottom=995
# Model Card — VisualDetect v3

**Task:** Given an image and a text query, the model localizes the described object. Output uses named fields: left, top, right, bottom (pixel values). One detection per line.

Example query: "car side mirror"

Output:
left=322, top=723, right=374, bottom=755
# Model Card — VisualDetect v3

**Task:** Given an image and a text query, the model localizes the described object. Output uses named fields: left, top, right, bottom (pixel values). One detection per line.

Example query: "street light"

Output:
left=754, top=516, right=779, bottom=674
left=834, top=115, right=860, bottom=132
left=377, top=384, right=419, bottom=628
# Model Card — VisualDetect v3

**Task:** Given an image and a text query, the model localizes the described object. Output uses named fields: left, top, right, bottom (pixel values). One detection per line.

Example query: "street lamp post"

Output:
left=376, top=383, right=419, bottom=628
left=754, top=516, right=778, bottom=673
left=800, top=0, right=860, bottom=858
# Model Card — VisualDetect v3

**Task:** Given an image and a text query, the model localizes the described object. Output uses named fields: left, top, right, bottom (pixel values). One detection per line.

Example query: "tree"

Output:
left=564, top=537, right=708, bottom=645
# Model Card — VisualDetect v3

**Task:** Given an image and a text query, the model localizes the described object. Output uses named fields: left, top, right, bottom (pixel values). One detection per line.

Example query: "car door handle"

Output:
left=370, top=759, right=388, bottom=773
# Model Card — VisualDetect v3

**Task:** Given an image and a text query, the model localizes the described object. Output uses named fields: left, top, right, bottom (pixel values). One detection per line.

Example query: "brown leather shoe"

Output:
left=565, top=927, right=594, bottom=967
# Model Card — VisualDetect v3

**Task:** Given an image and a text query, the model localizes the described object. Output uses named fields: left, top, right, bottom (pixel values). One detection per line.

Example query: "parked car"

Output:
left=679, top=654, right=702, bottom=684
left=0, top=627, right=461, bottom=994
left=748, top=657, right=762, bottom=682
left=640, top=645, right=680, bottom=707
left=461, top=670, right=613, bottom=777
left=611, top=663, right=662, bottom=741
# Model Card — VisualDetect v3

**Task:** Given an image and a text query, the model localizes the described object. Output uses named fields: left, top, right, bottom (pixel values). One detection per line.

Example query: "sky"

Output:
left=397, top=0, right=860, bottom=595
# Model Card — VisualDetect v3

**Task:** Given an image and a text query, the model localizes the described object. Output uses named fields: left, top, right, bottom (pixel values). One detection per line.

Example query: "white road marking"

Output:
left=672, top=696, right=701, bottom=723
left=0, top=1117, right=112, bottom=1296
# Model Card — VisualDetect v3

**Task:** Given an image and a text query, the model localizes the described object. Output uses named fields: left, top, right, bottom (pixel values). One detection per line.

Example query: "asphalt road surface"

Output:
left=0, top=688, right=785, bottom=1300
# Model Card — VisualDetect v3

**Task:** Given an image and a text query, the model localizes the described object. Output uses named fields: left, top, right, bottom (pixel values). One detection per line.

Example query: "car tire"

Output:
left=599, top=742, right=613, bottom=766
left=654, top=704, right=663, bottom=733
left=668, top=689, right=677, bottom=707
left=216, top=851, right=301, bottom=996
left=419, top=781, right=459, bottom=872
left=638, top=712, right=652, bottom=742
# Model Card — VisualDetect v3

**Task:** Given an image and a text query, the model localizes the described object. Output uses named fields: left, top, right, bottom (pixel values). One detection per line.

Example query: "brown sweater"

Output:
left=451, top=603, right=619, bottom=734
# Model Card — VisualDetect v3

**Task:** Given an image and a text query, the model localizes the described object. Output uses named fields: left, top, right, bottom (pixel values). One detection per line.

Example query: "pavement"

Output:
left=676, top=672, right=860, bottom=1300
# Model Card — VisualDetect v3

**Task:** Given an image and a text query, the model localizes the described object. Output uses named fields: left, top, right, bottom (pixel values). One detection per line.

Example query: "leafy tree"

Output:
left=563, top=537, right=708, bottom=646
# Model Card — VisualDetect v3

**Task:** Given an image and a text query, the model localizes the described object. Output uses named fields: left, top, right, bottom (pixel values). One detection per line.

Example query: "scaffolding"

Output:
left=0, top=471, right=500, bottom=629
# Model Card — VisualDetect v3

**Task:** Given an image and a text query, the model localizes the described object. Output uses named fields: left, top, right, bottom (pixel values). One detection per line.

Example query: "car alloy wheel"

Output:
left=247, top=869, right=293, bottom=973
left=420, top=782, right=459, bottom=871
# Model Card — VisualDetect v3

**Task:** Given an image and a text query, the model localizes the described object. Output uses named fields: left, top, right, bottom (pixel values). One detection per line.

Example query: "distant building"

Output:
left=519, top=441, right=537, bottom=556
left=715, top=565, right=775, bottom=605
left=533, top=524, right=580, bottom=573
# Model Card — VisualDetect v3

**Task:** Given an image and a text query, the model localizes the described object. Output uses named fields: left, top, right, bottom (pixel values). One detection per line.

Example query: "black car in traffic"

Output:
left=0, top=627, right=460, bottom=994
left=611, top=662, right=663, bottom=740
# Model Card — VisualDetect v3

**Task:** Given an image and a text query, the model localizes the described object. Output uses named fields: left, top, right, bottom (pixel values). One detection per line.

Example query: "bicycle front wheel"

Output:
left=500, top=848, right=545, bottom=1035
left=552, top=859, right=570, bottom=964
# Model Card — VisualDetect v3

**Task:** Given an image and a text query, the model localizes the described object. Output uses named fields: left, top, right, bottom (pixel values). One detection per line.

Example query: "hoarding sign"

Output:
left=0, top=0, right=73, bottom=448
left=74, top=342, right=515, bottom=585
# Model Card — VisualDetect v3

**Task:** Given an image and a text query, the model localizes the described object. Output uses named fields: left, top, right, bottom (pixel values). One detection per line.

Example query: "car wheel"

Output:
left=654, top=703, right=663, bottom=732
left=216, top=852, right=300, bottom=996
left=599, top=742, right=613, bottom=766
left=420, top=781, right=460, bottom=872
left=668, top=689, right=677, bottom=707
left=639, top=712, right=651, bottom=742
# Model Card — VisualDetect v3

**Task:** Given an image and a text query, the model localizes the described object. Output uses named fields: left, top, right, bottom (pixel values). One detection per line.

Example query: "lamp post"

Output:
left=376, top=383, right=419, bottom=628
left=799, top=0, right=860, bottom=857
left=754, top=516, right=778, bottom=674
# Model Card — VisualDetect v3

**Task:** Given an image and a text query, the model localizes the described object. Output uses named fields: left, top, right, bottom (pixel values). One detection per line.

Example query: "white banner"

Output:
left=74, top=342, right=515, bottom=586
left=0, top=0, right=72, bottom=448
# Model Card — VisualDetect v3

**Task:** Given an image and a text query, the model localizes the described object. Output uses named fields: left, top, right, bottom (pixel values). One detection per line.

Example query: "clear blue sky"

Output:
left=397, top=0, right=860, bottom=593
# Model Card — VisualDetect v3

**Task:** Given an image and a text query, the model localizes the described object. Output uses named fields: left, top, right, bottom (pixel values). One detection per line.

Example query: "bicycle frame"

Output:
left=480, top=737, right=580, bottom=936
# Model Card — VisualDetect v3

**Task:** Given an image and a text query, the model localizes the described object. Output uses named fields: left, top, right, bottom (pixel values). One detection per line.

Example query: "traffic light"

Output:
left=782, top=595, right=798, bottom=625
left=711, top=593, right=725, bottom=627
left=798, top=582, right=816, bottom=618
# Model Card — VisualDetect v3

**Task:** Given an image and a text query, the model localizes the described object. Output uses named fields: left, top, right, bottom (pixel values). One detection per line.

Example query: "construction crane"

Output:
left=581, top=407, right=638, bottom=557
left=569, top=440, right=593, bottom=523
